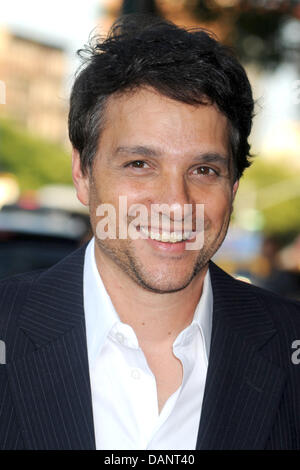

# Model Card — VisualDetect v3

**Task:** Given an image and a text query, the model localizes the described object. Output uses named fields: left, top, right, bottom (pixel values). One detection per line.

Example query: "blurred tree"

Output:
left=0, top=119, right=72, bottom=192
left=185, top=0, right=300, bottom=67
left=239, top=158, right=300, bottom=240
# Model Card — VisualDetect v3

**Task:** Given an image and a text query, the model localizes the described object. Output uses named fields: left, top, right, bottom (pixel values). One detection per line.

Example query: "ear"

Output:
left=230, top=179, right=239, bottom=216
left=72, top=148, right=90, bottom=206
left=232, top=179, right=239, bottom=201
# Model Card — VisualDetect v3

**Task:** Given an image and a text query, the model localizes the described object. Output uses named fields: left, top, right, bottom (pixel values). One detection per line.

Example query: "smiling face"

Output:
left=73, top=87, right=239, bottom=293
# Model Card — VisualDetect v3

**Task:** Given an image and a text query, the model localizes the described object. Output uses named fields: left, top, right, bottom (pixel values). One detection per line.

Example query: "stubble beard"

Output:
left=93, top=212, right=232, bottom=295
left=89, top=177, right=233, bottom=294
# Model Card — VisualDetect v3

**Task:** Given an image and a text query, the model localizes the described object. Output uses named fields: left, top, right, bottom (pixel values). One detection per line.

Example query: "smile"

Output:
left=139, top=226, right=194, bottom=243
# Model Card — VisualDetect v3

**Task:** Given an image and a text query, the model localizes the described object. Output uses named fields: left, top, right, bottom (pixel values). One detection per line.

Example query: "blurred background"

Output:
left=0, top=0, right=299, bottom=300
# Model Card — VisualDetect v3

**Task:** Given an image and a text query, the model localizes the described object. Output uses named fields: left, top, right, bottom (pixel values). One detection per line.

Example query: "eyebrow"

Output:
left=114, top=145, right=228, bottom=164
left=114, top=145, right=162, bottom=158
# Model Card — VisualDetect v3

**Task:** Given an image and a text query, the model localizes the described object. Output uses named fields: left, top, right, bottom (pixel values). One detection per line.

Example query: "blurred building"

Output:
left=98, top=0, right=231, bottom=39
left=99, top=0, right=123, bottom=33
left=0, top=27, right=68, bottom=145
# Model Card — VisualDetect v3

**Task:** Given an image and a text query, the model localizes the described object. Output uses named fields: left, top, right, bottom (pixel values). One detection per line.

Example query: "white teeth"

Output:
left=161, top=231, right=170, bottom=242
left=139, top=226, right=192, bottom=243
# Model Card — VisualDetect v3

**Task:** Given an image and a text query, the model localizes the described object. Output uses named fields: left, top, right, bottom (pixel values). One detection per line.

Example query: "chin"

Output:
left=131, top=268, right=197, bottom=294
left=139, top=280, right=192, bottom=294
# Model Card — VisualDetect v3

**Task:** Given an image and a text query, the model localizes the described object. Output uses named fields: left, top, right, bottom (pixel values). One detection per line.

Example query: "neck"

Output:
left=93, top=243, right=208, bottom=346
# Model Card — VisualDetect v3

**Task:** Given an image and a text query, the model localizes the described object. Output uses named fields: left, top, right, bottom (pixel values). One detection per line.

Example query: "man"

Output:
left=0, top=15, right=300, bottom=450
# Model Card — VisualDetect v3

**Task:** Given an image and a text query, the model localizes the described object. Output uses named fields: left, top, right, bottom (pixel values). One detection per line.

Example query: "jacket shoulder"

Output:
left=210, top=261, right=300, bottom=331
left=0, top=268, right=45, bottom=314
left=0, top=270, right=45, bottom=348
left=0, top=243, right=88, bottom=356
left=236, top=275, right=299, bottom=312
left=229, top=269, right=300, bottom=334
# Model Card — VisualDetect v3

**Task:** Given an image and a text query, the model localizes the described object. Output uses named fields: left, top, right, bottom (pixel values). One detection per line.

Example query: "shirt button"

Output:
left=131, top=369, right=141, bottom=380
left=115, top=332, right=125, bottom=344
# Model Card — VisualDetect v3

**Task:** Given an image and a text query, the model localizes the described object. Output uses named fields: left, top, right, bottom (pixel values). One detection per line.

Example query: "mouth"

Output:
left=138, top=226, right=196, bottom=243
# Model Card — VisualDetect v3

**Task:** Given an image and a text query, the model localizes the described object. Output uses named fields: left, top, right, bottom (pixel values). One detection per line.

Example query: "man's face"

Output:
left=73, top=87, right=238, bottom=293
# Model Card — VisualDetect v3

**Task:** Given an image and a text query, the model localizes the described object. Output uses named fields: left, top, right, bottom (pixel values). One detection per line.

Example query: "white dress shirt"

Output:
left=83, top=237, right=213, bottom=450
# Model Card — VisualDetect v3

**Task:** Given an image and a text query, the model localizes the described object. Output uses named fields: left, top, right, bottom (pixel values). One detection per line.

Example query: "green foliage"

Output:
left=0, top=119, right=72, bottom=191
left=241, top=158, right=300, bottom=239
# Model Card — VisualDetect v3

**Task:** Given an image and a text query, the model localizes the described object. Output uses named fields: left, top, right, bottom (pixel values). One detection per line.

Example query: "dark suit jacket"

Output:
left=0, top=243, right=300, bottom=450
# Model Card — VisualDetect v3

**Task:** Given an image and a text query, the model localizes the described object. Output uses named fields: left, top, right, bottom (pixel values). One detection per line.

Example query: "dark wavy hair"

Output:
left=68, top=14, right=254, bottom=180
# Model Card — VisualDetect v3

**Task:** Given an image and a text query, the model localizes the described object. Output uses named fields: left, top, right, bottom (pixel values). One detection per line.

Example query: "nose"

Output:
left=151, top=171, right=193, bottom=225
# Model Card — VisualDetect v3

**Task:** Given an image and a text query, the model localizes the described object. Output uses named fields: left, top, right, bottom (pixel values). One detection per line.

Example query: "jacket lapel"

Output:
left=196, top=262, right=287, bottom=450
left=7, top=243, right=96, bottom=449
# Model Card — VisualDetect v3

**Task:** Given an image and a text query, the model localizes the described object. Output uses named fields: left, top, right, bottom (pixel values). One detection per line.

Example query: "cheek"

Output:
left=88, top=183, right=101, bottom=212
left=203, top=189, right=232, bottom=224
left=89, top=173, right=119, bottom=206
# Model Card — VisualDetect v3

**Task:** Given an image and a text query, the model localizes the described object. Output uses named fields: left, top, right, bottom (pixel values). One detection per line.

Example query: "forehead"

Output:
left=100, top=87, right=230, bottom=158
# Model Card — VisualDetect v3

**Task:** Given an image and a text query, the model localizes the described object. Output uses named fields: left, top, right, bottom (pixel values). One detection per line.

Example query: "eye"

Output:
left=125, top=160, right=150, bottom=169
left=192, top=166, right=219, bottom=177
